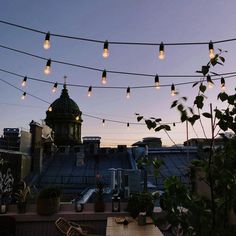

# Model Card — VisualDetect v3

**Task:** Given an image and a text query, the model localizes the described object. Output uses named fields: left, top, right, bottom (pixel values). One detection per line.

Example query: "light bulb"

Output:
left=76, top=116, right=80, bottom=121
left=126, top=87, right=131, bottom=99
left=102, top=119, right=105, bottom=127
left=21, top=92, right=26, bottom=100
left=209, top=41, right=215, bottom=59
left=21, top=76, right=27, bottom=87
left=43, top=32, right=51, bottom=50
left=171, top=84, right=176, bottom=96
left=52, top=82, right=58, bottom=93
left=48, top=106, right=52, bottom=112
left=154, top=74, right=160, bottom=89
left=159, top=42, right=165, bottom=60
left=207, top=75, right=214, bottom=88
left=220, top=77, right=225, bottom=91
left=102, top=40, right=109, bottom=58
left=44, top=59, right=51, bottom=75
left=88, top=86, right=92, bottom=97
left=101, top=70, right=107, bottom=84
left=127, top=123, right=130, bottom=129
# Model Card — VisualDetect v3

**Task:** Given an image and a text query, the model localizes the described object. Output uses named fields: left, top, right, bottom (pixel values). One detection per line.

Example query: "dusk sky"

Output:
left=0, top=1, right=236, bottom=147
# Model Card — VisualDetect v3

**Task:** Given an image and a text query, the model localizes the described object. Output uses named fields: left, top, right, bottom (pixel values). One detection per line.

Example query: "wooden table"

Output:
left=106, top=217, right=163, bottom=236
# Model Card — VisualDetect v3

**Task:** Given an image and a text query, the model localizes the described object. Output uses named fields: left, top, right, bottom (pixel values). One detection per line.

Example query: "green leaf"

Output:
left=164, top=125, right=171, bottom=131
left=181, top=97, right=187, bottom=101
left=145, top=120, right=156, bottom=129
left=192, top=82, right=199, bottom=87
left=137, top=116, right=143, bottom=122
left=214, top=109, right=222, bottom=119
left=219, top=56, right=225, bottom=63
left=177, top=104, right=184, bottom=112
left=171, top=100, right=178, bottom=108
left=217, top=92, right=228, bottom=102
left=155, top=126, right=163, bottom=132
left=194, top=95, right=204, bottom=109
left=202, top=66, right=210, bottom=76
left=155, top=118, right=162, bottom=123
left=228, top=95, right=236, bottom=105
left=202, top=112, right=212, bottom=118
left=199, top=83, right=206, bottom=93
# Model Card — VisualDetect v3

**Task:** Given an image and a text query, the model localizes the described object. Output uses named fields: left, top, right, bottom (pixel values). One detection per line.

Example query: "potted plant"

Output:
left=126, top=192, right=157, bottom=218
left=94, top=180, right=105, bottom=212
left=36, top=186, right=62, bottom=216
left=15, top=180, right=31, bottom=213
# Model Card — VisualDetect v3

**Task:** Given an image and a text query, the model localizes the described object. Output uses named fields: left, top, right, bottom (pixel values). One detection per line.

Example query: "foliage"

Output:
left=38, top=186, right=62, bottom=199
left=126, top=192, right=158, bottom=218
left=137, top=50, right=236, bottom=235
left=15, top=180, right=31, bottom=203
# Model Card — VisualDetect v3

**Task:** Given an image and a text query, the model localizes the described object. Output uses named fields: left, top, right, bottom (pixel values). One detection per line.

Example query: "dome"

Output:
left=45, top=84, right=82, bottom=146
left=48, top=85, right=81, bottom=116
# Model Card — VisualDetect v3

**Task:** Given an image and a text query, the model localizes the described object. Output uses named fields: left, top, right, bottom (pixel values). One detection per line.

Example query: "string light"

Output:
left=52, top=82, right=58, bottom=93
left=102, top=40, right=109, bottom=58
left=102, top=119, right=105, bottom=127
left=88, top=86, right=92, bottom=97
left=220, top=77, right=226, bottom=91
left=209, top=41, right=215, bottom=59
left=48, top=106, right=52, bottom=112
left=76, top=116, right=80, bottom=121
left=127, top=122, right=130, bottom=129
left=21, top=76, right=27, bottom=87
left=126, top=87, right=131, bottom=99
left=101, top=70, right=107, bottom=84
left=44, top=59, right=51, bottom=75
left=21, top=92, right=26, bottom=100
left=154, top=74, right=160, bottom=89
left=207, top=75, right=214, bottom=88
left=43, top=32, right=51, bottom=50
left=171, top=84, right=176, bottom=96
left=159, top=42, right=165, bottom=60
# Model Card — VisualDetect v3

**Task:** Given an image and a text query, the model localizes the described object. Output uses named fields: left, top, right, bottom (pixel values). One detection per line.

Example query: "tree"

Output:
left=137, top=50, right=236, bottom=235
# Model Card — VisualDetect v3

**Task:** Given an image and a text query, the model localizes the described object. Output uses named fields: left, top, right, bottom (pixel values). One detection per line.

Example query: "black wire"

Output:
left=0, top=77, right=182, bottom=126
left=1, top=19, right=236, bottom=46
left=1, top=43, right=236, bottom=81
left=0, top=67, right=236, bottom=90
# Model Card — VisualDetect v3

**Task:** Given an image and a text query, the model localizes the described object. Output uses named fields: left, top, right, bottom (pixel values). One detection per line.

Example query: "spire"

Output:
left=61, top=75, right=69, bottom=98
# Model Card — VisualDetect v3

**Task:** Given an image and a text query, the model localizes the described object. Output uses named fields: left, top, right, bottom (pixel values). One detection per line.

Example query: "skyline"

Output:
left=0, top=1, right=236, bottom=147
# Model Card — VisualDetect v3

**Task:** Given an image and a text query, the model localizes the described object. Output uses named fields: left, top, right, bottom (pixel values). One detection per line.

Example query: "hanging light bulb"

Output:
left=88, top=86, right=92, bottom=97
left=48, top=106, right=52, bottom=112
left=102, top=119, right=105, bottom=127
left=173, top=122, right=176, bottom=127
left=171, top=84, right=176, bottom=96
left=21, top=76, right=27, bottom=87
left=44, top=59, right=51, bottom=75
left=154, top=74, right=160, bottom=89
left=43, top=32, right=51, bottom=50
left=101, top=70, right=107, bottom=84
left=159, top=42, right=165, bottom=60
left=209, top=41, right=215, bottom=59
left=76, top=115, right=80, bottom=121
left=127, top=123, right=130, bottom=129
left=220, top=77, right=226, bottom=91
left=126, top=87, right=131, bottom=99
left=207, top=75, right=214, bottom=88
left=52, top=82, right=58, bottom=93
left=102, top=40, right=109, bottom=58
left=21, top=92, right=26, bottom=100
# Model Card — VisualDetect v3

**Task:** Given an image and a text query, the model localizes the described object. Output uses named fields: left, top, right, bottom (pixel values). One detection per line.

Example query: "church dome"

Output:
left=46, top=85, right=82, bottom=119
left=45, top=84, right=82, bottom=146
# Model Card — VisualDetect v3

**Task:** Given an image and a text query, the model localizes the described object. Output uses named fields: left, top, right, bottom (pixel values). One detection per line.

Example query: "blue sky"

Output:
left=0, top=1, right=236, bottom=146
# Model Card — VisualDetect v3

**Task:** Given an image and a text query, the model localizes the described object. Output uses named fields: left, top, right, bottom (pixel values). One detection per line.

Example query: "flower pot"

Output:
left=17, top=202, right=27, bottom=214
left=37, top=197, right=60, bottom=215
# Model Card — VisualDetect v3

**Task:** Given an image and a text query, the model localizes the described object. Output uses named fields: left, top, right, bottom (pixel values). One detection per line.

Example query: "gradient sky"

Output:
left=0, top=1, right=236, bottom=147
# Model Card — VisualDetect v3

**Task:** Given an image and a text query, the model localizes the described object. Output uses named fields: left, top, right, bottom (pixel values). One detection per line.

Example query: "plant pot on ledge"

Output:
left=36, top=186, right=61, bottom=216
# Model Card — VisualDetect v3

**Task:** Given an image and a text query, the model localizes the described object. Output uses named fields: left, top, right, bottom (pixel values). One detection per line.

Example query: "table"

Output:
left=106, top=217, right=163, bottom=236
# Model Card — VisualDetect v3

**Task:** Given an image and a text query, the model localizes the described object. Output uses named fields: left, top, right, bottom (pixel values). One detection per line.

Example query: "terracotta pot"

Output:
left=37, top=197, right=60, bottom=215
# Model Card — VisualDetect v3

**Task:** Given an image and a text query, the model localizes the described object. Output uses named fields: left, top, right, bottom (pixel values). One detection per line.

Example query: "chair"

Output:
left=55, top=217, right=99, bottom=236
